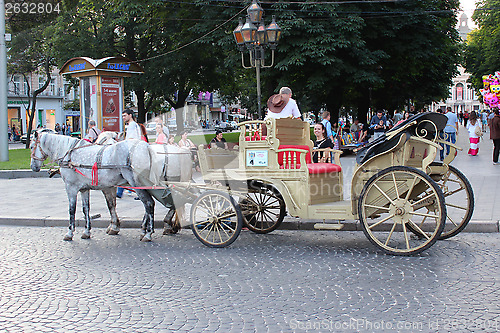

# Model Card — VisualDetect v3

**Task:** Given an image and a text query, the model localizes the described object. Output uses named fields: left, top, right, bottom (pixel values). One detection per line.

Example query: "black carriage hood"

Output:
left=356, top=112, right=447, bottom=165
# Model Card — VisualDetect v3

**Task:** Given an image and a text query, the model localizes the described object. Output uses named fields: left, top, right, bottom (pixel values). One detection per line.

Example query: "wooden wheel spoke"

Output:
left=407, top=220, right=431, bottom=240
left=401, top=219, right=411, bottom=250
left=392, top=173, right=400, bottom=199
left=405, top=175, right=419, bottom=201
left=368, top=213, right=395, bottom=230
left=411, top=192, right=436, bottom=208
left=447, top=214, right=459, bottom=227
left=364, top=204, right=390, bottom=211
left=384, top=221, right=398, bottom=246
left=446, top=202, right=468, bottom=210
left=411, top=211, right=439, bottom=219
left=373, top=183, right=396, bottom=205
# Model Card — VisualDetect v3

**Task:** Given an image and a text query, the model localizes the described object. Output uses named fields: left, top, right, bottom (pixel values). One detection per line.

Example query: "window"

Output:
left=49, top=78, right=56, bottom=95
left=455, top=83, right=464, bottom=100
left=13, top=75, right=21, bottom=94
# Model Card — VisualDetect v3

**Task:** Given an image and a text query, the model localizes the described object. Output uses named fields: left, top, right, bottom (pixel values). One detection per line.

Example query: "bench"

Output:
left=277, top=144, right=342, bottom=174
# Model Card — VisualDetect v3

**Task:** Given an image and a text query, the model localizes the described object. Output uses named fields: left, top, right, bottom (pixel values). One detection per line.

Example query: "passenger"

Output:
left=210, top=130, right=228, bottom=149
left=167, top=134, right=178, bottom=146
left=138, top=123, right=148, bottom=143
left=155, top=123, right=167, bottom=144
left=369, top=110, right=388, bottom=140
left=312, top=123, right=334, bottom=163
left=266, top=87, right=301, bottom=119
left=178, top=131, right=196, bottom=149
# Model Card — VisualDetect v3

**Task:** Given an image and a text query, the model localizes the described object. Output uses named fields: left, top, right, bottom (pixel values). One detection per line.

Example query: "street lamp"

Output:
left=233, top=0, right=281, bottom=119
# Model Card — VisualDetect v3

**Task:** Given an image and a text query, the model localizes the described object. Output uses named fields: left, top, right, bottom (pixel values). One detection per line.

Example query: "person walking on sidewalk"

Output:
left=489, top=108, right=500, bottom=164
left=466, top=111, right=481, bottom=156
left=441, top=107, right=459, bottom=161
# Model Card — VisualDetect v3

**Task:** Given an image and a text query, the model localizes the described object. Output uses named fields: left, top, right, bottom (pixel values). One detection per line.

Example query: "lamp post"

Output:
left=233, top=0, right=281, bottom=119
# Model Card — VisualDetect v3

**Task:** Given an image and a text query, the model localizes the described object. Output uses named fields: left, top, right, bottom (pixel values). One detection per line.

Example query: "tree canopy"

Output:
left=465, top=0, right=500, bottom=95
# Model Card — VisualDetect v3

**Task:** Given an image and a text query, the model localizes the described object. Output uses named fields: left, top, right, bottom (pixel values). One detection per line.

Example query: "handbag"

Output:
left=475, top=125, right=483, bottom=137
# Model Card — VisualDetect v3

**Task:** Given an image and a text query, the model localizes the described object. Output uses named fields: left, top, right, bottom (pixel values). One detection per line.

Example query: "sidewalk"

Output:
left=0, top=124, right=498, bottom=233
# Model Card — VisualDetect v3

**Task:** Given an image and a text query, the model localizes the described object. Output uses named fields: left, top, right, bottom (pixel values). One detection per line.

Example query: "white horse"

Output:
left=30, top=132, right=160, bottom=242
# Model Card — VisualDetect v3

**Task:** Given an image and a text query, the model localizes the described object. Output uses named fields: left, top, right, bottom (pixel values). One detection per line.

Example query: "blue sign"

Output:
left=69, top=63, right=85, bottom=71
left=107, top=63, right=131, bottom=71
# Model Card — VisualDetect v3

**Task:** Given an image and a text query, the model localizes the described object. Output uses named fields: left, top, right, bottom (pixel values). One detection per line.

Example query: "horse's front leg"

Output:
left=102, top=187, right=120, bottom=235
left=64, top=186, right=79, bottom=241
left=80, top=190, right=91, bottom=239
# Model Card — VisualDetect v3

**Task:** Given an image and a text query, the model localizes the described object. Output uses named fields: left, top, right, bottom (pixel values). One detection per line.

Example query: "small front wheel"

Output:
left=358, top=166, right=446, bottom=255
left=190, top=190, right=243, bottom=248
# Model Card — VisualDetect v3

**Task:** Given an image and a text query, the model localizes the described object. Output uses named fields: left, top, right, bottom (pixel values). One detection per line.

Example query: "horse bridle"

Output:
left=30, top=134, right=49, bottom=162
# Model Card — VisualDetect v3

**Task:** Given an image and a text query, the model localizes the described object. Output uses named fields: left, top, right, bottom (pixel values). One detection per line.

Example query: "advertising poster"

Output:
left=101, top=78, right=120, bottom=131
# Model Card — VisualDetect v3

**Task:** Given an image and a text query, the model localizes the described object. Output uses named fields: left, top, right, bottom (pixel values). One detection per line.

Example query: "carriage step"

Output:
left=314, top=223, right=344, bottom=230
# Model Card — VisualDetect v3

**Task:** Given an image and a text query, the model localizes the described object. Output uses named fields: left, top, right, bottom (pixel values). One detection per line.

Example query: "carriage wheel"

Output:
left=239, top=184, right=286, bottom=234
left=358, top=166, right=446, bottom=255
left=190, top=190, right=243, bottom=248
left=427, top=163, right=474, bottom=239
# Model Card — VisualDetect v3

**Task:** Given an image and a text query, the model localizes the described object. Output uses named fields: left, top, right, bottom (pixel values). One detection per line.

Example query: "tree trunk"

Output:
left=25, top=59, right=51, bottom=148
left=325, top=89, right=343, bottom=125
left=357, top=87, right=371, bottom=126
left=135, top=89, right=145, bottom=124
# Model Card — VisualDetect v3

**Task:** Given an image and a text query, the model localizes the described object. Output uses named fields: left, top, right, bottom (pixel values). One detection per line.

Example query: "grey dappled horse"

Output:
left=95, top=131, right=193, bottom=233
left=30, top=132, right=160, bottom=242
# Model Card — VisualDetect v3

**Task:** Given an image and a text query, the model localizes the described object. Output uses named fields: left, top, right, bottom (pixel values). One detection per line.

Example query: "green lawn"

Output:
left=0, top=149, right=34, bottom=170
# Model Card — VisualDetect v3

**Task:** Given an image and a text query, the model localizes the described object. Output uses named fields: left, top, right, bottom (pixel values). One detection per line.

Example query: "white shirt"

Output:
left=266, top=98, right=301, bottom=119
left=125, top=120, right=141, bottom=140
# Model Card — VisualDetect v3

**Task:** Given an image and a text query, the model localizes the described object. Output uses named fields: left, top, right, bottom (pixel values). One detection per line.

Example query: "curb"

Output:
left=0, top=170, right=59, bottom=179
left=1, top=217, right=498, bottom=233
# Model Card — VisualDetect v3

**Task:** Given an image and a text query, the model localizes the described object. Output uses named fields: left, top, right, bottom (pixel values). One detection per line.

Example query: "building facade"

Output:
left=7, top=69, right=80, bottom=135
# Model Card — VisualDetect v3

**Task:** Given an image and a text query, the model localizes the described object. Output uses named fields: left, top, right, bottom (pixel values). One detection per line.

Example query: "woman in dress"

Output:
left=466, top=111, right=481, bottom=156
left=312, top=123, right=334, bottom=163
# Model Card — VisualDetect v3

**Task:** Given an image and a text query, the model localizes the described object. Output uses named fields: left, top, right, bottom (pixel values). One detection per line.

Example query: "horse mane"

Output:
left=41, top=133, right=80, bottom=162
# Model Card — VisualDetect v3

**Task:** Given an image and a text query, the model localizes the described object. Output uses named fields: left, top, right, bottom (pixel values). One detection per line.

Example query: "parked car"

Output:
left=167, top=119, right=177, bottom=133
left=21, top=128, right=57, bottom=144
left=229, top=121, right=239, bottom=131
left=215, top=121, right=230, bottom=132
left=145, top=122, right=157, bottom=136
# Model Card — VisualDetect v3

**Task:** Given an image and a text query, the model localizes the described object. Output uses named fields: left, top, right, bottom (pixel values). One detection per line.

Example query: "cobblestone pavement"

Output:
left=0, top=226, right=499, bottom=332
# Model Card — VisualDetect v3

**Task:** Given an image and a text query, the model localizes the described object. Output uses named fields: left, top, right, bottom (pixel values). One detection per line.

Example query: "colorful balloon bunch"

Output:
left=480, top=72, right=500, bottom=108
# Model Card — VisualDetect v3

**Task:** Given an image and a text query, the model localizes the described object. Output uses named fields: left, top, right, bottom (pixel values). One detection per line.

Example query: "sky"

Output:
left=460, top=0, right=477, bottom=27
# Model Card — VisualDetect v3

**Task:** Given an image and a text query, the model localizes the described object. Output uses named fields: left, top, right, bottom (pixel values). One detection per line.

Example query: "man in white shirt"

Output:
left=266, top=87, right=301, bottom=119
left=122, top=109, right=141, bottom=140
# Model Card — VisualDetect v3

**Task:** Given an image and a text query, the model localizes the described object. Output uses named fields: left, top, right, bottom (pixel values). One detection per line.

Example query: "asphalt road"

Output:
left=0, top=226, right=499, bottom=332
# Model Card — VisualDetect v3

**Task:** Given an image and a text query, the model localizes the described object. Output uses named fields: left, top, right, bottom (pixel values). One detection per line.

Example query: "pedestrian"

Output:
left=459, top=111, right=464, bottom=125
left=7, top=125, right=11, bottom=142
left=393, top=110, right=403, bottom=124
left=266, top=87, right=301, bottom=119
left=55, top=123, right=61, bottom=134
left=210, top=130, right=228, bottom=149
left=155, top=123, right=167, bottom=144
left=155, top=117, right=169, bottom=138
left=489, top=108, right=500, bottom=165
left=441, top=107, right=459, bottom=161
left=369, top=110, right=387, bottom=140
left=321, top=111, right=336, bottom=143
left=482, top=110, right=488, bottom=132
left=117, top=109, right=141, bottom=198
left=463, top=110, right=469, bottom=127
left=312, top=123, right=334, bottom=163
left=350, top=119, right=361, bottom=141
left=466, top=111, right=481, bottom=156
left=84, top=120, right=101, bottom=143
left=121, top=109, right=141, bottom=140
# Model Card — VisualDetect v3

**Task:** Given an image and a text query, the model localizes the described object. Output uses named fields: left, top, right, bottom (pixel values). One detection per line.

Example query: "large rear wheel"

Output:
left=359, top=166, right=446, bottom=255
left=239, top=184, right=286, bottom=234
left=430, top=163, right=474, bottom=240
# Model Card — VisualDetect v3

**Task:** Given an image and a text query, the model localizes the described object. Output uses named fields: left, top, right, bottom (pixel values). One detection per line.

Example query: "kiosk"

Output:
left=60, top=57, right=144, bottom=136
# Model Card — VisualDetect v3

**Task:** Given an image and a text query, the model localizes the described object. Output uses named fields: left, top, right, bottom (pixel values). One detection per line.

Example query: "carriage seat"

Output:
left=356, top=132, right=410, bottom=165
left=277, top=145, right=342, bottom=174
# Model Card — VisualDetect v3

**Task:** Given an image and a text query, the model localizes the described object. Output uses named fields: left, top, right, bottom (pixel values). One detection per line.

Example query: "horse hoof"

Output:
left=141, top=233, right=152, bottom=242
left=106, top=226, right=120, bottom=235
left=81, top=232, right=91, bottom=239
left=139, top=233, right=145, bottom=241
left=163, top=227, right=178, bottom=235
left=63, top=235, right=73, bottom=241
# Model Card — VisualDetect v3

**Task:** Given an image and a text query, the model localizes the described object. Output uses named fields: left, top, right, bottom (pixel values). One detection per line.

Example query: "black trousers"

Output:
left=493, top=139, right=500, bottom=163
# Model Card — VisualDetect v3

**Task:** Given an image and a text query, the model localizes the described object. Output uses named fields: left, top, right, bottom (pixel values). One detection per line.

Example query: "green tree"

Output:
left=465, top=0, right=500, bottom=95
